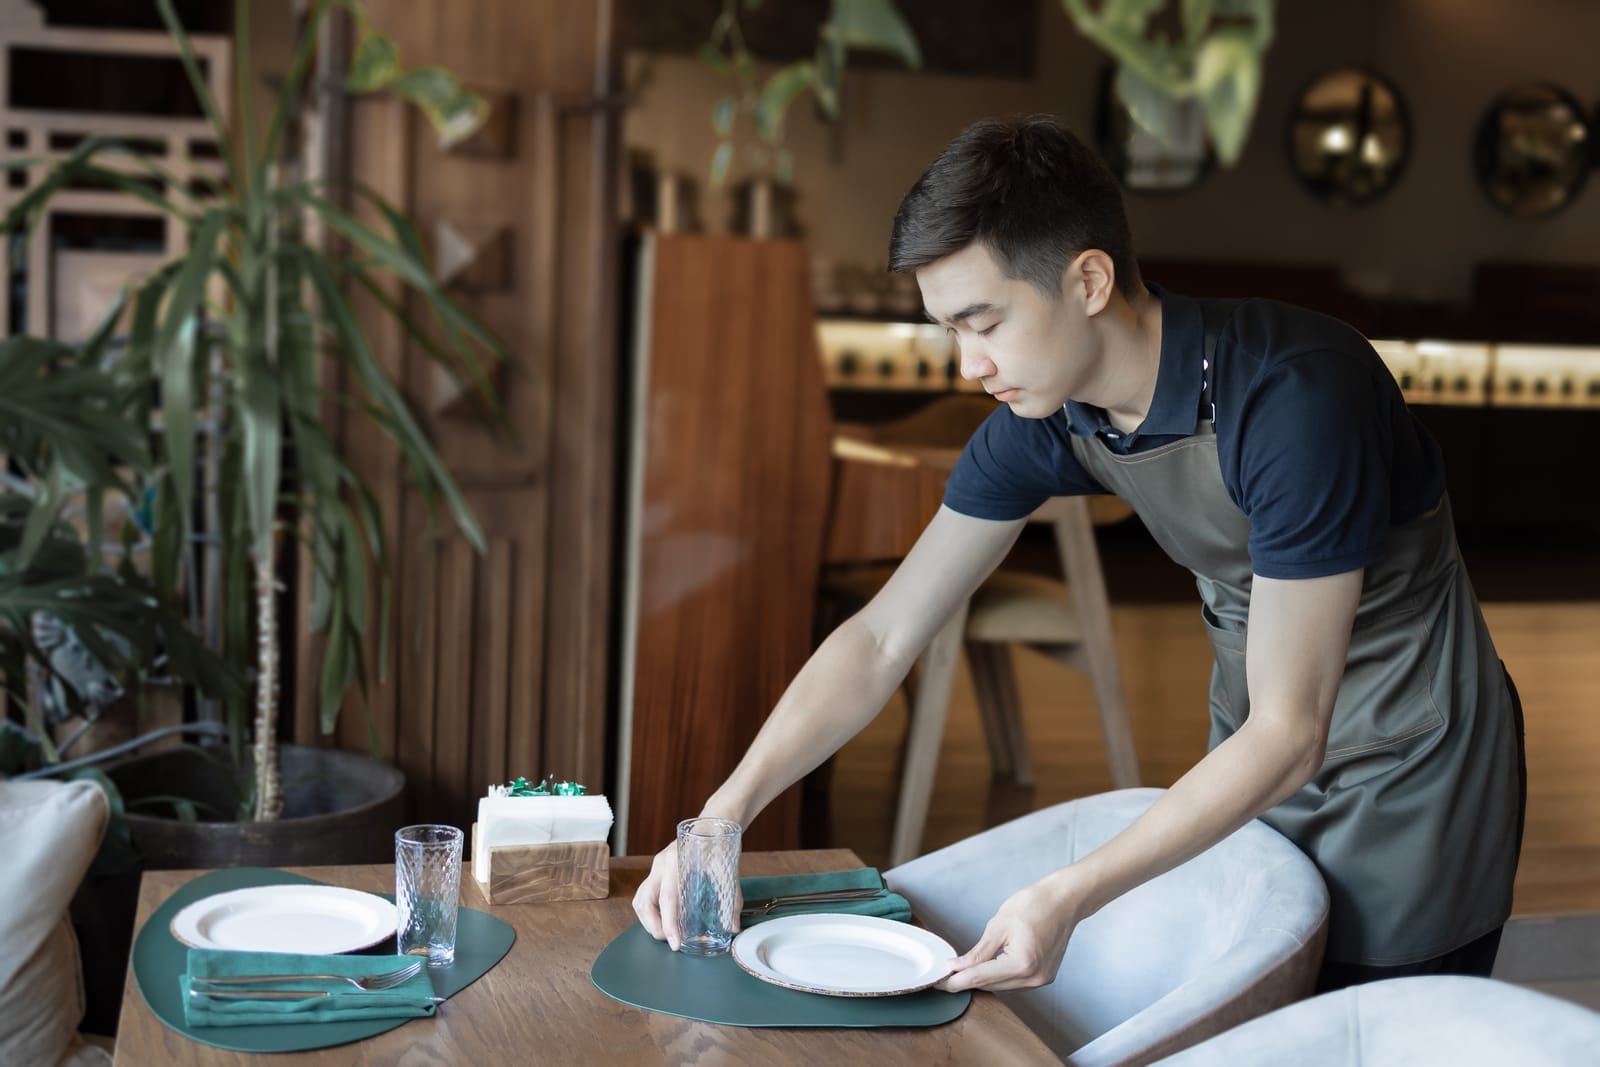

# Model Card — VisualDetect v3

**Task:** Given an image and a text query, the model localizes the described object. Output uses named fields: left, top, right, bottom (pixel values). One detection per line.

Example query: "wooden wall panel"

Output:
left=298, top=1, right=620, bottom=832
left=622, top=235, right=834, bottom=853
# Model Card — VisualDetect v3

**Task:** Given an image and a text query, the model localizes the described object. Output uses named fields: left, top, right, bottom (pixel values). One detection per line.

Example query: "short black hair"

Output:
left=889, top=114, right=1140, bottom=299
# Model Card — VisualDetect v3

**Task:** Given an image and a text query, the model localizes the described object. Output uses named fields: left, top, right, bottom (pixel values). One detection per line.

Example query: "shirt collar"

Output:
left=1063, top=282, right=1205, bottom=441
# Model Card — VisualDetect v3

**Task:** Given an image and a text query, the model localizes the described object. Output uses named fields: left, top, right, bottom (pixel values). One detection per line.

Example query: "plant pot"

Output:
left=109, top=743, right=407, bottom=868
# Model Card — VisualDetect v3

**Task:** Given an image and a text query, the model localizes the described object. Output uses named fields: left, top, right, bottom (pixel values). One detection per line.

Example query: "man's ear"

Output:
left=1068, top=249, right=1117, bottom=316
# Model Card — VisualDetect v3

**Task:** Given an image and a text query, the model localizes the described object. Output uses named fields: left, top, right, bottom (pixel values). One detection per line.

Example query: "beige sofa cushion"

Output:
left=0, top=779, right=110, bottom=1067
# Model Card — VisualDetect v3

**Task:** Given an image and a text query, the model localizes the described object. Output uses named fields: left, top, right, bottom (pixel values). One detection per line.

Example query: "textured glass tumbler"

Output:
left=395, top=824, right=463, bottom=966
left=676, top=817, right=742, bottom=956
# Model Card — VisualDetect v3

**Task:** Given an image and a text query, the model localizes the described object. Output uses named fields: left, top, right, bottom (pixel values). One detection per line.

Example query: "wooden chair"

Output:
left=820, top=399, right=1141, bottom=865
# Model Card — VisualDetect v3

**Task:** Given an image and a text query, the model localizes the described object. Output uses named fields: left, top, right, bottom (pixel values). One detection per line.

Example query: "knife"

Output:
left=739, top=887, right=888, bottom=916
left=189, top=987, right=447, bottom=1005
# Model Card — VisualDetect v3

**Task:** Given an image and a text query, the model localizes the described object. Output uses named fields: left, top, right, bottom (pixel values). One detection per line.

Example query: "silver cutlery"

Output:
left=740, top=887, right=888, bottom=917
left=188, top=960, right=424, bottom=992
left=188, top=987, right=446, bottom=1005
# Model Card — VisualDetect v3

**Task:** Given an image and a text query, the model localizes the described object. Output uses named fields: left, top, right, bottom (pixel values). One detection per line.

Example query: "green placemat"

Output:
left=590, top=923, right=970, bottom=1028
left=132, top=867, right=515, bottom=1053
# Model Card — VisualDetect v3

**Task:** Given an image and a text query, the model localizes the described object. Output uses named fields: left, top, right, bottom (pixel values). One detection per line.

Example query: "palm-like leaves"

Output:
left=0, top=0, right=504, bottom=817
left=0, top=335, right=239, bottom=753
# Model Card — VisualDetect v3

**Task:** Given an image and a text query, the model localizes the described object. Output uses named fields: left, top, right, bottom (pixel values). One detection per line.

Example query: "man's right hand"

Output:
left=631, top=840, right=682, bottom=949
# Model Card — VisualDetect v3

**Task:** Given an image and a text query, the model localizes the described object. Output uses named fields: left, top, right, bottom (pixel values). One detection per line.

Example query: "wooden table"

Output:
left=114, top=849, right=1057, bottom=1065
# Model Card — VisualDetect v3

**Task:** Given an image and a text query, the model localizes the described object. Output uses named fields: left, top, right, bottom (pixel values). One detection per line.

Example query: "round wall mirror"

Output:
left=1287, top=68, right=1410, bottom=206
left=1474, top=84, right=1592, bottom=218
left=1096, top=67, right=1211, bottom=192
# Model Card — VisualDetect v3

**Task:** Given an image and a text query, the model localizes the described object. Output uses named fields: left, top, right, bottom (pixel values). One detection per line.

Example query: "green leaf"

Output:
left=1183, top=0, right=1215, bottom=48
left=346, top=32, right=401, bottom=93
left=259, top=0, right=330, bottom=174
left=239, top=361, right=282, bottom=557
left=1115, top=62, right=1182, bottom=148
left=827, top=0, right=921, bottom=69
left=318, top=619, right=349, bottom=734
left=697, top=43, right=733, bottom=78
left=1195, top=26, right=1262, bottom=166
left=389, top=68, right=488, bottom=146
left=713, top=96, right=737, bottom=137
left=813, top=30, right=845, bottom=120
left=295, top=250, right=485, bottom=553
left=18, top=460, right=65, bottom=571
left=776, top=148, right=794, bottom=187
left=711, top=141, right=734, bottom=190
left=154, top=0, right=237, bottom=187
left=155, top=209, right=224, bottom=537
left=756, top=61, right=815, bottom=142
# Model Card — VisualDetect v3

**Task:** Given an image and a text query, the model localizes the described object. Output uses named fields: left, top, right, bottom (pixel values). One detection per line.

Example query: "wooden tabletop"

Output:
left=113, top=850, right=1057, bottom=1065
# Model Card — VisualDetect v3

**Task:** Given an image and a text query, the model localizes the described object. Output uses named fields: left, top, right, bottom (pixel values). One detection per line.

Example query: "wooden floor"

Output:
left=827, top=601, right=1600, bottom=916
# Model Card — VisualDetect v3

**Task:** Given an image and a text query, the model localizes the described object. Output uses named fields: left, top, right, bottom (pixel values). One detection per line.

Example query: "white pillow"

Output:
left=0, top=778, right=110, bottom=1067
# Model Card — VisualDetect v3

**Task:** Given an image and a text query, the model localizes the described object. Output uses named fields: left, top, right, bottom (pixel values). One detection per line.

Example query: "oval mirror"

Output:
left=1288, top=68, right=1410, bottom=206
left=1096, top=66, right=1211, bottom=192
left=1474, top=83, right=1592, bottom=218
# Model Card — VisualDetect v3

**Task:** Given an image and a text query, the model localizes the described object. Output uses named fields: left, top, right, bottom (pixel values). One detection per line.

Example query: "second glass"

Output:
left=395, top=824, right=463, bottom=966
left=676, top=817, right=743, bottom=956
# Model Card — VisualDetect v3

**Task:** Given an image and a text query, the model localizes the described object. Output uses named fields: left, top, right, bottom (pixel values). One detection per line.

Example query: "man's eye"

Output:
left=978, top=323, right=999, bottom=337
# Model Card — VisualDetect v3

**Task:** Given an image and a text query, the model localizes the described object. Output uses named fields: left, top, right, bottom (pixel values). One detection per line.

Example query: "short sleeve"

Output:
left=942, top=407, right=1105, bottom=521
left=1236, top=352, right=1394, bottom=579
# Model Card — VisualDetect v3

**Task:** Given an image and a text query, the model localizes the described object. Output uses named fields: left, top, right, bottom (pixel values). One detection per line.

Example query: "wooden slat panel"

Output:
left=433, top=538, right=477, bottom=828
left=476, top=538, right=514, bottom=793
left=625, top=234, right=833, bottom=853
left=396, top=495, right=441, bottom=823
left=333, top=1, right=616, bottom=833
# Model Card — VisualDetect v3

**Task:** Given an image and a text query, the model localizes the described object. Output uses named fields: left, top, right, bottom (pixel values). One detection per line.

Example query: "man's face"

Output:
left=915, top=242, right=1092, bottom=419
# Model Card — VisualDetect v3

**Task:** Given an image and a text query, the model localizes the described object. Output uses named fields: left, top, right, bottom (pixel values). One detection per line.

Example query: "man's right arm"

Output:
left=633, top=503, right=1027, bottom=947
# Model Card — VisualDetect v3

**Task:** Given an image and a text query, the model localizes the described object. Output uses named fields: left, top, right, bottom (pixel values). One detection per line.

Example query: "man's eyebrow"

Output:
left=923, top=301, right=998, bottom=327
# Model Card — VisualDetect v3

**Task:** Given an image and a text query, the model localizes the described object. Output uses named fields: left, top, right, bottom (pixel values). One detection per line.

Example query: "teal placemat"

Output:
left=591, top=923, right=970, bottom=1027
left=132, top=867, right=514, bottom=1053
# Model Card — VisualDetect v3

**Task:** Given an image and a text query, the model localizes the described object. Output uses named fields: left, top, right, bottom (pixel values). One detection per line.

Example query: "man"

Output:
left=633, top=114, right=1525, bottom=994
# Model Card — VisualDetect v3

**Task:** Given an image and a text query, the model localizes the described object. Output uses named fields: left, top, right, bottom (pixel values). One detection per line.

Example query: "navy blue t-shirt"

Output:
left=942, top=286, right=1446, bottom=580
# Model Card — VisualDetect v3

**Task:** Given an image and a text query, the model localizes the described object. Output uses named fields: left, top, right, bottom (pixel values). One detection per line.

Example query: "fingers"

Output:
left=938, top=933, right=1044, bottom=993
left=631, top=845, right=681, bottom=950
left=659, top=868, right=681, bottom=951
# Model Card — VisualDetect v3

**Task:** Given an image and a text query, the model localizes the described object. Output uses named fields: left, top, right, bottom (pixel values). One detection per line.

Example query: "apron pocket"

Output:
left=1321, top=608, right=1445, bottom=768
left=1200, top=604, right=1249, bottom=738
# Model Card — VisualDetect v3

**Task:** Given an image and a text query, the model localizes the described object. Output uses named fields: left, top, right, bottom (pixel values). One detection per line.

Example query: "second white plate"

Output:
left=170, top=885, right=397, bottom=955
left=731, top=913, right=955, bottom=997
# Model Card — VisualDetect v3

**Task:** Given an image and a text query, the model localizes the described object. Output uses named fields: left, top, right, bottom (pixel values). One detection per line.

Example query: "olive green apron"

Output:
left=1066, top=303, right=1523, bottom=965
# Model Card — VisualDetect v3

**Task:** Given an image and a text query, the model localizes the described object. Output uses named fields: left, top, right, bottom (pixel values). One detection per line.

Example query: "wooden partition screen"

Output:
left=617, top=234, right=834, bottom=854
left=296, top=0, right=621, bottom=833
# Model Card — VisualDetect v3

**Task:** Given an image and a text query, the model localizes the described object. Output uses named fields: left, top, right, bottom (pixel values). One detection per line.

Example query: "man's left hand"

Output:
left=935, top=877, right=1082, bottom=992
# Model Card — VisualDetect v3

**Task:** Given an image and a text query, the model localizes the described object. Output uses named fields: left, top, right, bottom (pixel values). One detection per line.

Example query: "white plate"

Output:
left=731, top=914, right=956, bottom=997
left=170, top=885, right=397, bottom=955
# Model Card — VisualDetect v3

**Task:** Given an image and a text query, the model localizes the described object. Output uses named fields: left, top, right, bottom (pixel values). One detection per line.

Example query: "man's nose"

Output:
left=958, top=341, right=993, bottom=382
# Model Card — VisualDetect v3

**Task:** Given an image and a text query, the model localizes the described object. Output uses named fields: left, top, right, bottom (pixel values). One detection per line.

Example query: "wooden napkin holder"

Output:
left=470, top=823, right=610, bottom=904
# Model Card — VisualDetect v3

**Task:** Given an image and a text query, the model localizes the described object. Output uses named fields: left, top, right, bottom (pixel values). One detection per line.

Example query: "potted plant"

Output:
left=1, top=0, right=503, bottom=865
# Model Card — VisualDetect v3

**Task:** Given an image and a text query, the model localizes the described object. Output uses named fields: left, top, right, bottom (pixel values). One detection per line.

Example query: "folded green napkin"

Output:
left=181, top=949, right=438, bottom=1029
left=739, top=867, right=912, bottom=926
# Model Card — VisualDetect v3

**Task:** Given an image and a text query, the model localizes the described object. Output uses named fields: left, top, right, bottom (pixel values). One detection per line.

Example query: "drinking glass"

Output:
left=395, top=824, right=464, bottom=966
left=676, top=817, right=742, bottom=956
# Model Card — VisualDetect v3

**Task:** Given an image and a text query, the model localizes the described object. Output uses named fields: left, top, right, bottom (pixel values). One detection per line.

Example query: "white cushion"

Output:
left=0, top=779, right=110, bottom=1067
left=1158, top=975, right=1600, bottom=1066
left=886, top=788, right=1329, bottom=1065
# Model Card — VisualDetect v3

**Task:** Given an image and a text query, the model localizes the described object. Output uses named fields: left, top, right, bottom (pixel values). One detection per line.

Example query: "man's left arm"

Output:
left=940, top=569, right=1362, bottom=992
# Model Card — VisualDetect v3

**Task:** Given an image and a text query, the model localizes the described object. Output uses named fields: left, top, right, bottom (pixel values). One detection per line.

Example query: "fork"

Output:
left=739, top=887, right=888, bottom=918
left=190, top=959, right=424, bottom=992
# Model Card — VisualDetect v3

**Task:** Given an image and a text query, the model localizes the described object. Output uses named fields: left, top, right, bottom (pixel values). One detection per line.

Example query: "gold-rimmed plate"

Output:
left=731, top=914, right=955, bottom=997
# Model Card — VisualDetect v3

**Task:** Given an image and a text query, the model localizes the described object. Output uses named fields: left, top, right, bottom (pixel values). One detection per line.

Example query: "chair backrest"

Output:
left=886, top=789, right=1329, bottom=1064
left=1160, top=974, right=1600, bottom=1067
